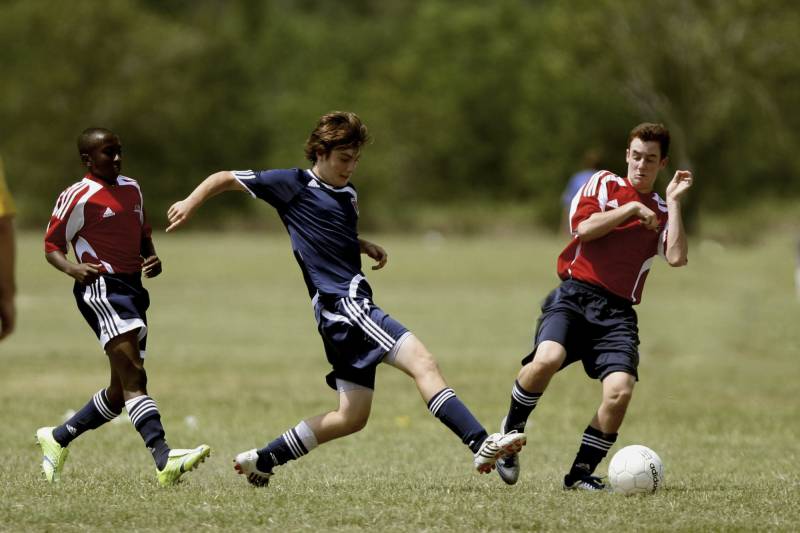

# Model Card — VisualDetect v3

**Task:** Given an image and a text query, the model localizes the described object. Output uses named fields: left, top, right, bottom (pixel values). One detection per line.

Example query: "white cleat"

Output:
left=233, top=448, right=273, bottom=487
left=496, top=417, right=522, bottom=485
left=474, top=431, right=527, bottom=474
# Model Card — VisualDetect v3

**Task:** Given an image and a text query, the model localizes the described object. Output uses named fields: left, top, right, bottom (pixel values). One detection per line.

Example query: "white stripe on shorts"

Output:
left=341, top=297, right=395, bottom=350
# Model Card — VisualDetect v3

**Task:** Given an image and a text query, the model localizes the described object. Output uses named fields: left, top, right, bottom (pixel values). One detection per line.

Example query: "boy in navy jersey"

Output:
left=167, top=111, right=525, bottom=486
left=497, top=123, right=694, bottom=490
left=37, top=128, right=210, bottom=486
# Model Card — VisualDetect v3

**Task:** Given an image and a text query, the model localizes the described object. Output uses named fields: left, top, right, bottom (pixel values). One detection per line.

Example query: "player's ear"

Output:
left=659, top=155, right=669, bottom=169
left=80, top=153, right=91, bottom=167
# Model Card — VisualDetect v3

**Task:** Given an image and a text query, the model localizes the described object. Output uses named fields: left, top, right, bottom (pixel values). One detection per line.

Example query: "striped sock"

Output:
left=427, top=388, right=489, bottom=453
left=53, top=389, right=122, bottom=447
left=256, top=421, right=318, bottom=472
left=565, top=425, right=617, bottom=483
left=503, top=380, right=542, bottom=433
left=125, top=395, right=170, bottom=469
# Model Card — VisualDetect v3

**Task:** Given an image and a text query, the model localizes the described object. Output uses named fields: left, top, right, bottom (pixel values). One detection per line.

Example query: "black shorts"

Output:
left=522, top=279, right=640, bottom=380
left=314, top=296, right=409, bottom=390
left=73, top=273, right=149, bottom=354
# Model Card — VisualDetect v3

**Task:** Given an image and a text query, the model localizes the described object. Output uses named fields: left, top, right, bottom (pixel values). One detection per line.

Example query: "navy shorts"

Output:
left=73, top=273, right=149, bottom=354
left=522, top=279, right=640, bottom=380
left=314, top=296, right=409, bottom=390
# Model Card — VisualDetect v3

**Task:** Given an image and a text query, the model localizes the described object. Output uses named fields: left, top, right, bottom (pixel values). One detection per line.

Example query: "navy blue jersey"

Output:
left=233, top=168, right=371, bottom=302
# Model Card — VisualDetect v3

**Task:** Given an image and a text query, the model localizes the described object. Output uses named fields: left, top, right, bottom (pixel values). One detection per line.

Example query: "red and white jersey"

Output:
left=558, top=170, right=669, bottom=304
left=44, top=174, right=152, bottom=274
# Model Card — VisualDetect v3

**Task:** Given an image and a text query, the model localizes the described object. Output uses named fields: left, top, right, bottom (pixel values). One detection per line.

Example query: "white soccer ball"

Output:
left=608, top=445, right=664, bottom=495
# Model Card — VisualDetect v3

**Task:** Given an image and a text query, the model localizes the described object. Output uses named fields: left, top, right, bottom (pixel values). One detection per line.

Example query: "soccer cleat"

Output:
left=496, top=417, right=522, bottom=485
left=474, top=431, right=527, bottom=474
left=35, top=427, right=69, bottom=483
left=233, top=449, right=273, bottom=487
left=563, top=473, right=606, bottom=491
left=156, top=444, right=211, bottom=486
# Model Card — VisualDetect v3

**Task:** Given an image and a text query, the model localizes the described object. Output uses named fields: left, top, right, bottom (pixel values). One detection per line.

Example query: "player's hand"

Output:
left=70, top=263, right=102, bottom=285
left=361, top=241, right=388, bottom=270
left=166, top=200, right=195, bottom=233
left=142, top=255, right=162, bottom=278
left=666, top=170, right=693, bottom=202
left=631, top=202, right=659, bottom=231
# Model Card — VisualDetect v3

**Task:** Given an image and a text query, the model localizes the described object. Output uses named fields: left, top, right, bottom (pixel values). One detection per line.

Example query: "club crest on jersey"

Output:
left=351, top=197, right=359, bottom=216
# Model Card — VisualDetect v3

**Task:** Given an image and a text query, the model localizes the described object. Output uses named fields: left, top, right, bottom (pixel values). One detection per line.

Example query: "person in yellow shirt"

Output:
left=0, top=155, right=17, bottom=341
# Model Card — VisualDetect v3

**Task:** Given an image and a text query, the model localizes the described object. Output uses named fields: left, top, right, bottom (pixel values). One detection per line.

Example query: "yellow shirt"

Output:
left=0, top=156, right=16, bottom=218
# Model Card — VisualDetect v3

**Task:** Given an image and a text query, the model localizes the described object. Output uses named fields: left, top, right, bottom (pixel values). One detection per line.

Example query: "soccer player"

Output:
left=36, top=128, right=210, bottom=486
left=497, top=123, right=693, bottom=490
left=0, top=155, right=16, bottom=341
left=166, top=111, right=526, bottom=486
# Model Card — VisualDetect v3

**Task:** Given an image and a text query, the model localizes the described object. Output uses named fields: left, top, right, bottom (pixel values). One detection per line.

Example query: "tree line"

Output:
left=1, top=0, right=797, bottom=232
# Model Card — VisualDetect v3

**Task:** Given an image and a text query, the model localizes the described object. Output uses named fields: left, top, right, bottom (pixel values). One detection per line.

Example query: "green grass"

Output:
left=2, top=230, right=799, bottom=532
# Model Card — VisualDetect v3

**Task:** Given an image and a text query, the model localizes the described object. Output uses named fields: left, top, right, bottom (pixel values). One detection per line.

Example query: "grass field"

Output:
left=2, top=230, right=799, bottom=532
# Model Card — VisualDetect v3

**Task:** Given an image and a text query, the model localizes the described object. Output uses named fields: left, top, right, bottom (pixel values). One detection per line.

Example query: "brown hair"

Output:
left=628, top=123, right=670, bottom=160
left=304, top=111, right=370, bottom=163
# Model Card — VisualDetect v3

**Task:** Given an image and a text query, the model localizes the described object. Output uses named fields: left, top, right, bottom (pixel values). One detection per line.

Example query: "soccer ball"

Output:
left=608, top=445, right=664, bottom=495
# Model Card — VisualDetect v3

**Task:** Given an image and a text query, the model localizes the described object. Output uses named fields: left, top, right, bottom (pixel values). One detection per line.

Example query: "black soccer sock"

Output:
left=427, top=388, right=489, bottom=453
left=256, top=421, right=318, bottom=472
left=125, top=395, right=170, bottom=470
left=503, top=380, right=542, bottom=433
left=565, top=425, right=617, bottom=484
left=52, top=388, right=122, bottom=447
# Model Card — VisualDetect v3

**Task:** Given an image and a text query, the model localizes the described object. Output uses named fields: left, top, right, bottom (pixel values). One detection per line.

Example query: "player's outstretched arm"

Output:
left=166, top=171, right=247, bottom=232
left=664, top=170, right=693, bottom=267
left=359, top=238, right=388, bottom=270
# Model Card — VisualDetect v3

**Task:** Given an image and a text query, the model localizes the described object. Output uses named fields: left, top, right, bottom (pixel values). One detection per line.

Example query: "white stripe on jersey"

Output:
left=75, top=236, right=115, bottom=273
left=348, top=274, right=365, bottom=298
left=54, top=181, right=88, bottom=220
left=64, top=180, right=103, bottom=243
left=305, top=170, right=358, bottom=199
left=232, top=170, right=258, bottom=198
left=629, top=256, right=655, bottom=303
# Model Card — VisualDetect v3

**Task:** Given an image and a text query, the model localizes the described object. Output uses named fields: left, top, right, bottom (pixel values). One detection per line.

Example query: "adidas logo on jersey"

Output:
left=102, top=207, right=116, bottom=218
left=607, top=199, right=619, bottom=209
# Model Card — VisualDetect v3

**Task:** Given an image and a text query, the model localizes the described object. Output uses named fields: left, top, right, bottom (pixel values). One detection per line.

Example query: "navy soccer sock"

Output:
left=565, top=425, right=617, bottom=484
left=125, top=395, right=170, bottom=470
left=503, top=380, right=542, bottom=433
left=427, top=388, right=489, bottom=453
left=52, top=389, right=122, bottom=447
left=256, top=421, right=318, bottom=473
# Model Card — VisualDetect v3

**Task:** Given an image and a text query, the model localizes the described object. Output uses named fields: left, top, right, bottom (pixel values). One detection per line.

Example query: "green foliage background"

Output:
left=1, top=0, right=798, bottom=232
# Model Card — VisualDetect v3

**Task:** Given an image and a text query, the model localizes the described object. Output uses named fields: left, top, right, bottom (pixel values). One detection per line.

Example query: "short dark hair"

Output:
left=77, top=127, right=118, bottom=155
left=628, top=123, right=670, bottom=160
left=304, top=112, right=370, bottom=163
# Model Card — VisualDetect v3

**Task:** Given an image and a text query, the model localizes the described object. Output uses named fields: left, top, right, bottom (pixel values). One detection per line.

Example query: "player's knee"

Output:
left=406, top=344, right=441, bottom=379
left=604, top=387, right=633, bottom=412
left=339, top=409, right=369, bottom=434
left=120, top=367, right=148, bottom=393
left=532, top=341, right=566, bottom=372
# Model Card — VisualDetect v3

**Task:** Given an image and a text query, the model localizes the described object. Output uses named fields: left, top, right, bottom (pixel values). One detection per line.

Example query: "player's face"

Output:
left=84, top=135, right=122, bottom=182
left=315, top=147, right=360, bottom=187
left=626, top=138, right=667, bottom=193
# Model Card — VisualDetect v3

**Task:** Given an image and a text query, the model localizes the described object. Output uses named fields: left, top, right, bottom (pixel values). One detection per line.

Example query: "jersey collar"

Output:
left=305, top=169, right=357, bottom=196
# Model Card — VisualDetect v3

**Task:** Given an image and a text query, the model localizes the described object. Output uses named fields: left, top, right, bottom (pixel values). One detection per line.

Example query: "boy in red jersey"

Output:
left=496, top=123, right=693, bottom=490
left=36, top=128, right=210, bottom=486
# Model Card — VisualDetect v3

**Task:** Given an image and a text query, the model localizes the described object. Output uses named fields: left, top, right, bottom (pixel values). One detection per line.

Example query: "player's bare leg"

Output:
left=304, top=387, right=373, bottom=444
left=387, top=334, right=525, bottom=473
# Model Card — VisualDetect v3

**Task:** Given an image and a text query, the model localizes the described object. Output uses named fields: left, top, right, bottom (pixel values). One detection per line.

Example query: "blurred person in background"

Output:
left=0, top=155, right=16, bottom=341
left=560, top=148, right=602, bottom=234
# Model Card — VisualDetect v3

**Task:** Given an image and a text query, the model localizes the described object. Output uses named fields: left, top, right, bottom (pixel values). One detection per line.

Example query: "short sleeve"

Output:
left=568, top=171, right=624, bottom=234
left=44, top=183, right=89, bottom=254
left=233, top=169, right=304, bottom=210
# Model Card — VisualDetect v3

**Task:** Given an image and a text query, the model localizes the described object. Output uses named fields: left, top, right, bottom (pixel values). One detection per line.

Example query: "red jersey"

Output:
left=44, top=174, right=152, bottom=274
left=558, top=171, right=668, bottom=304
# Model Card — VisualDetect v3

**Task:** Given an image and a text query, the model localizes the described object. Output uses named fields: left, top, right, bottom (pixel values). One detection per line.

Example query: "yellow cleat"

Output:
left=36, top=427, right=69, bottom=483
left=156, top=444, right=211, bottom=486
